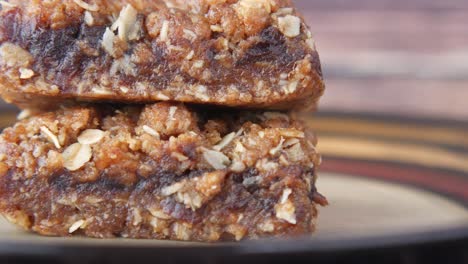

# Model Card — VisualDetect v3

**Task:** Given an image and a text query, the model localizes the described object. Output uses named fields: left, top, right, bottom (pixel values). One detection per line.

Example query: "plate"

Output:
left=0, top=112, right=466, bottom=263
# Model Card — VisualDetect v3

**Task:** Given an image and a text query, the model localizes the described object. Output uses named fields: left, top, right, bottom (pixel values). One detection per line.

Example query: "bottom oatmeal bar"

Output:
left=0, top=102, right=327, bottom=241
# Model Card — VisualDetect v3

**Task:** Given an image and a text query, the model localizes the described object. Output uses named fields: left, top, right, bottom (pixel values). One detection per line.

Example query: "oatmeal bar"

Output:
left=0, top=102, right=326, bottom=241
left=0, top=0, right=324, bottom=110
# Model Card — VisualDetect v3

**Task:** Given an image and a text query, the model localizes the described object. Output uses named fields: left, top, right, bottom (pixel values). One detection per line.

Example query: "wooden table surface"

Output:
left=0, top=0, right=467, bottom=121
left=295, top=0, right=468, bottom=121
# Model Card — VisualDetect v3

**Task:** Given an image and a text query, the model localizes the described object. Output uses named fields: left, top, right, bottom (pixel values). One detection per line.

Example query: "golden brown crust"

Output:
left=0, top=0, right=324, bottom=110
left=0, top=102, right=325, bottom=241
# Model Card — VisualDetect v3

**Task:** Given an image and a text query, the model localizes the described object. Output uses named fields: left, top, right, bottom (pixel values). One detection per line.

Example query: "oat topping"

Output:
left=77, top=129, right=105, bottom=145
left=148, top=208, right=171, bottom=220
left=275, top=188, right=297, bottom=224
left=213, top=132, right=236, bottom=151
left=111, top=4, right=139, bottom=41
left=283, top=138, right=300, bottom=148
left=160, top=171, right=226, bottom=210
left=161, top=182, right=184, bottom=197
left=142, top=125, right=160, bottom=139
left=182, top=29, right=197, bottom=42
left=230, top=160, right=246, bottom=173
left=202, top=148, right=231, bottom=170
left=84, top=11, right=94, bottom=26
left=73, top=0, right=98, bottom=12
left=40, top=126, right=61, bottom=149
left=171, top=152, right=189, bottom=162
left=160, top=20, right=170, bottom=42
left=102, top=28, right=116, bottom=56
left=277, top=15, right=301, bottom=38
left=62, top=143, right=92, bottom=171
left=285, top=143, right=305, bottom=163
left=68, top=219, right=86, bottom=233
left=19, top=68, right=34, bottom=79
left=279, top=129, right=305, bottom=138
left=269, top=137, right=285, bottom=156
left=280, top=188, right=292, bottom=204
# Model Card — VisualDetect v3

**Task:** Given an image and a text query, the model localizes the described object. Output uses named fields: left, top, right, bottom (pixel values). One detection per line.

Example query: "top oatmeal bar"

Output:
left=0, top=0, right=324, bottom=110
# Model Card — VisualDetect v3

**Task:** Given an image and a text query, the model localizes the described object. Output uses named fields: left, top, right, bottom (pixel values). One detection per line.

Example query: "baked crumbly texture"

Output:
left=0, top=102, right=327, bottom=241
left=0, top=0, right=324, bottom=110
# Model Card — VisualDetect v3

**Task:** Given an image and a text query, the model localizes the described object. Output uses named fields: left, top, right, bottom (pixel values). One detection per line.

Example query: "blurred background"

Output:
left=295, top=0, right=468, bottom=121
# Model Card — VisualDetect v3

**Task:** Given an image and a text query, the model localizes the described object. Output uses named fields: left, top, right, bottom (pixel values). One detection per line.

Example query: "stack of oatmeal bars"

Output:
left=0, top=0, right=327, bottom=241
